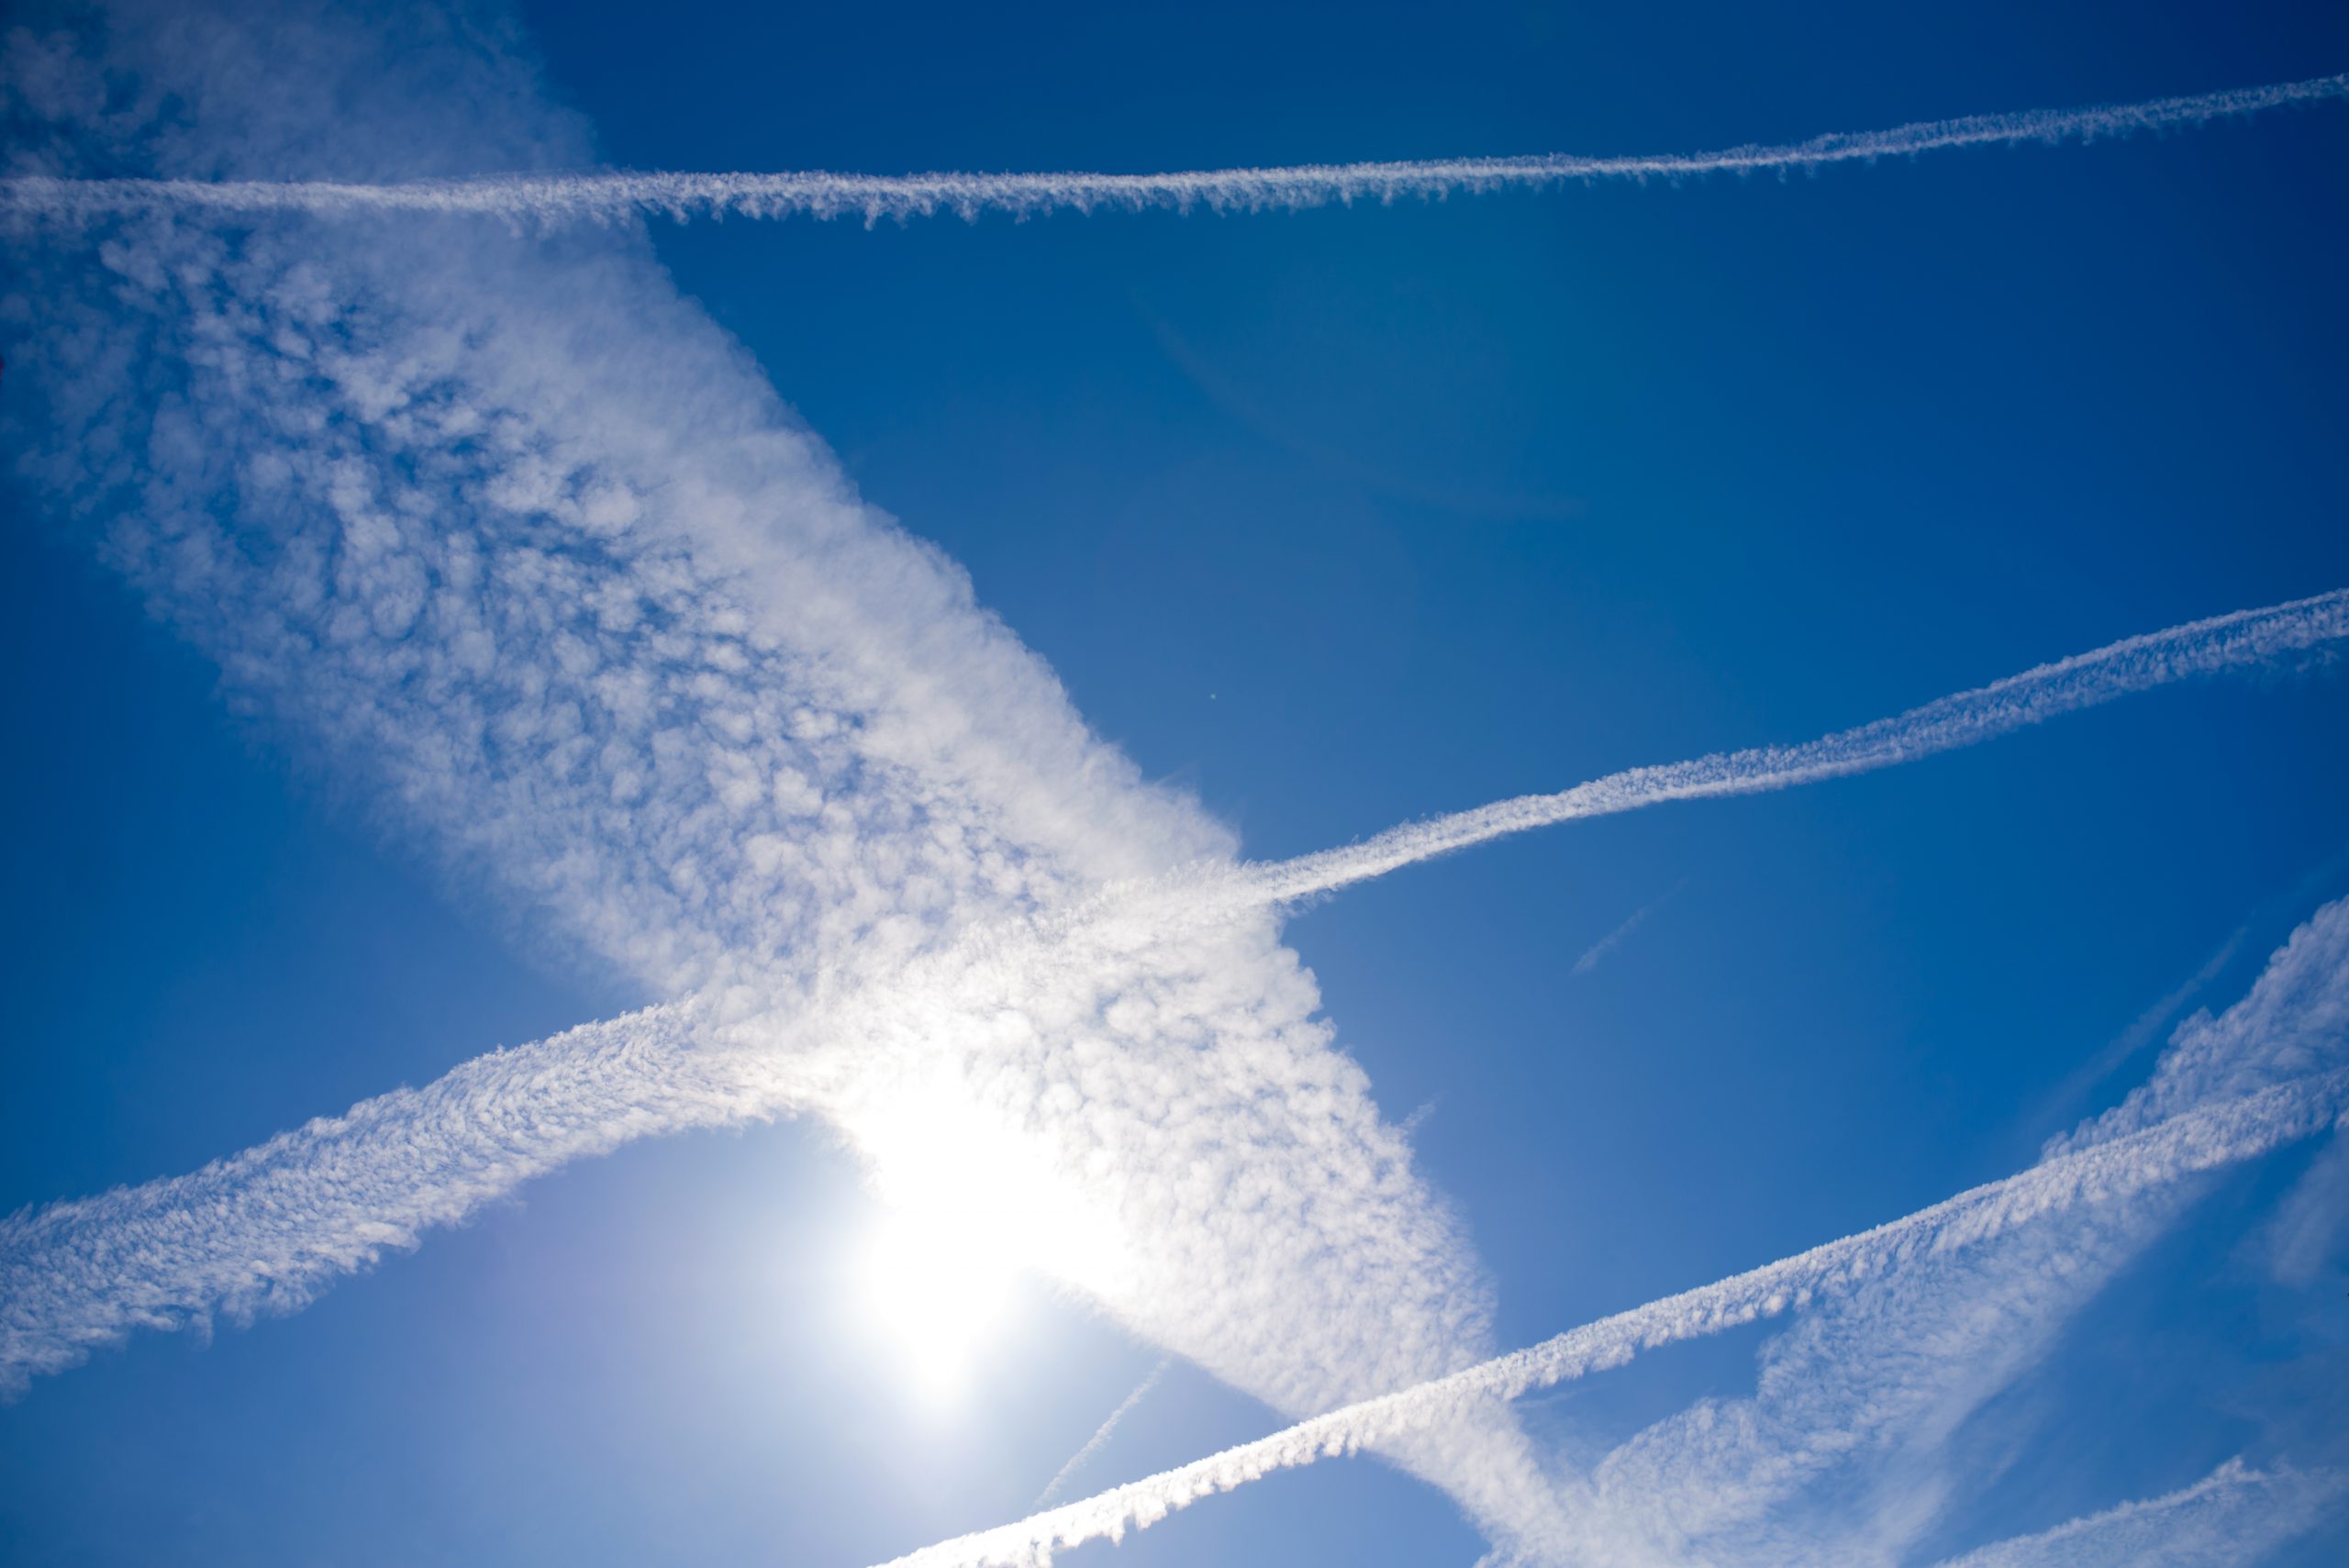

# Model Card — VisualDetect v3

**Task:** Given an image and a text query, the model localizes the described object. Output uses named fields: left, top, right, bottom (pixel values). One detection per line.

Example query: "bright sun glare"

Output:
left=847, top=1080, right=1130, bottom=1404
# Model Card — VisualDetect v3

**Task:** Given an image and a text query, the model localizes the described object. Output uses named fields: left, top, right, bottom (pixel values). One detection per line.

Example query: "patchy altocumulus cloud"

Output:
left=4, top=6, right=2344, bottom=1567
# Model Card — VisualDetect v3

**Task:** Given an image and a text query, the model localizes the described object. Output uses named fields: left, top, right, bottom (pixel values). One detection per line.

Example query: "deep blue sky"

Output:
left=6, top=1, right=2349, bottom=1563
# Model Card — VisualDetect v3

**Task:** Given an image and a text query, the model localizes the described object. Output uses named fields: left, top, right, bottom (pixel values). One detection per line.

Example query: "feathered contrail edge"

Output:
left=1249, top=586, right=2349, bottom=904
left=876, top=1070, right=2349, bottom=1568
left=5, top=587, right=2345, bottom=1393
left=3, top=73, right=2343, bottom=228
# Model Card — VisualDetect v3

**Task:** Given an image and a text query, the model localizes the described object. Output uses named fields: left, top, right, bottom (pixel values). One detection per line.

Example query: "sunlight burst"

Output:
left=846, top=1077, right=1130, bottom=1403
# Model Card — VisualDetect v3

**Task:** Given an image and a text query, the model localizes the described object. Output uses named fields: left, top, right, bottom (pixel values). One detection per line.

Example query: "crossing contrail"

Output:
left=5, top=73, right=2342, bottom=228
left=874, top=1067, right=2349, bottom=1568
left=5, top=588, right=2344, bottom=1394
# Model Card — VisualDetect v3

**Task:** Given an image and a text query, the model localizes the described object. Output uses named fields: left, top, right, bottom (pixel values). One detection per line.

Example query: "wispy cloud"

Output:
left=6, top=72, right=2343, bottom=228
left=875, top=895, right=2349, bottom=1567
left=7, top=601, right=2341, bottom=1402
left=879, top=1063, right=2349, bottom=1565
left=3, top=6, right=1553, bottom=1516
left=2022, top=926, right=2249, bottom=1140
left=6, top=9, right=2346, bottom=1566
left=1931, top=1458, right=2343, bottom=1568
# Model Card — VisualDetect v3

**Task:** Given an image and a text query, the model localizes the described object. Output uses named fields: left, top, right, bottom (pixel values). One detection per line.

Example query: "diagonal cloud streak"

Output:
left=1034, top=1358, right=1171, bottom=1509
left=1, top=1003, right=726, bottom=1389
left=1578, top=863, right=2349, bottom=1568
left=1568, top=882, right=1681, bottom=978
left=879, top=1069, right=2349, bottom=1568
left=8, top=8, right=2346, bottom=1562
left=6, top=595, right=2343, bottom=1397
left=1247, top=587, right=2349, bottom=905
left=4, top=73, right=2343, bottom=228
left=1928, top=1458, right=2344, bottom=1568
left=874, top=892, right=2349, bottom=1567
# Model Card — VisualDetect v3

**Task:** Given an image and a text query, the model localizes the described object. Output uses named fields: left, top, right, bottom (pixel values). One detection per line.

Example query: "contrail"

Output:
left=1033, top=1358, right=1171, bottom=1508
left=1929, top=1458, right=2343, bottom=1568
left=0, top=1002, right=774, bottom=1393
left=873, top=1067, right=2349, bottom=1568
left=1569, top=881, right=1685, bottom=978
left=1247, top=587, right=2349, bottom=906
left=5, top=73, right=2343, bottom=228
left=5, top=589, right=2343, bottom=1393
left=1569, top=895, right=2349, bottom=1566
left=16, top=7, right=2343, bottom=1558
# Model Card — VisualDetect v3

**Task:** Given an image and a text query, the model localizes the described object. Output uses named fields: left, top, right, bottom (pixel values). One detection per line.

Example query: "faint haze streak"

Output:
left=874, top=1068, right=2349, bottom=1568
left=1034, top=1358, right=1171, bottom=1508
left=1570, top=882, right=1684, bottom=978
left=5, top=73, right=2343, bottom=228
left=1929, top=1458, right=2343, bottom=1568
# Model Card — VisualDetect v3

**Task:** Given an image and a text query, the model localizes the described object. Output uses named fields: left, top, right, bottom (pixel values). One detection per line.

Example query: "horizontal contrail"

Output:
left=1248, top=587, right=2349, bottom=905
left=5, top=74, right=2343, bottom=228
left=875, top=1068, right=2349, bottom=1568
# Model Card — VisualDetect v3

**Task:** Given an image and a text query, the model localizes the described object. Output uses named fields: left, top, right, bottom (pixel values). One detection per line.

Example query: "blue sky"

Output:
left=5, top=1, right=2349, bottom=1564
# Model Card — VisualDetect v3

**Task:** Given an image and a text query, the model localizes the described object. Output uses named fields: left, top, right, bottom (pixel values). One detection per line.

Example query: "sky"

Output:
left=3, top=1, right=2349, bottom=1565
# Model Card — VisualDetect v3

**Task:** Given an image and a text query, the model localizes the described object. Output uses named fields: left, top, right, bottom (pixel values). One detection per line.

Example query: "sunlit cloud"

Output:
left=879, top=895, right=2349, bottom=1565
left=843, top=1075, right=1137, bottom=1401
left=3, top=5, right=2343, bottom=1566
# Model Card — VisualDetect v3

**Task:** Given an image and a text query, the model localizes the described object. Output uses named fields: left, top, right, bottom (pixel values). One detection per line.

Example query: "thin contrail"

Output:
left=1570, top=881, right=1686, bottom=978
left=1033, top=1358, right=1172, bottom=1508
left=1246, top=587, right=2349, bottom=906
left=5, top=74, right=2343, bottom=228
left=872, top=1068, right=2349, bottom=1568
left=1928, top=1458, right=2343, bottom=1568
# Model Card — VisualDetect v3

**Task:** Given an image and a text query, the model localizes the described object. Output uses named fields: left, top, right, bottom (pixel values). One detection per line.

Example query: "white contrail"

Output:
left=873, top=1067, right=2349, bottom=1568
left=0, top=1001, right=767, bottom=1393
left=1572, top=902, right=2349, bottom=1566
left=1033, top=1358, right=1171, bottom=1508
left=1929, top=1457, right=2343, bottom=1568
left=5, top=73, right=2343, bottom=228
left=15, top=8, right=2343, bottom=1559
left=1247, top=586, right=2349, bottom=906
left=6, top=589, right=2343, bottom=1394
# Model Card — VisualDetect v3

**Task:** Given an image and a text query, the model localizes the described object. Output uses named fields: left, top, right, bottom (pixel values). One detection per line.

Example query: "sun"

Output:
left=843, top=1075, right=1130, bottom=1404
